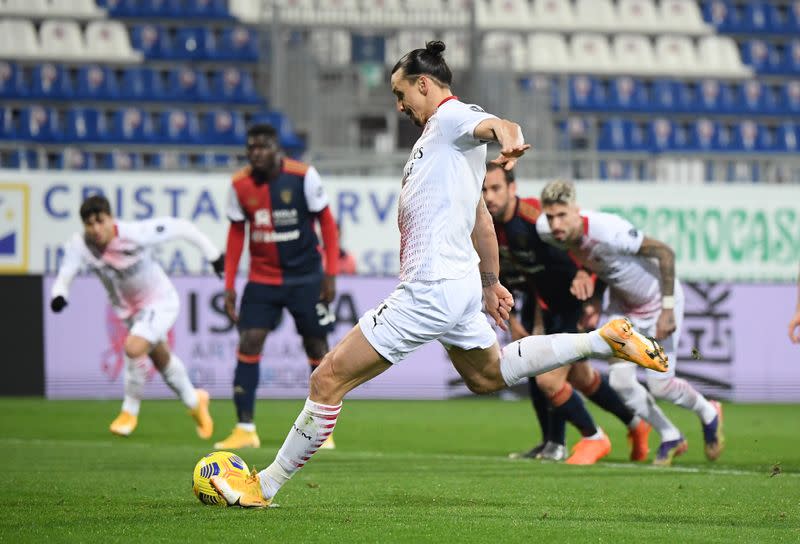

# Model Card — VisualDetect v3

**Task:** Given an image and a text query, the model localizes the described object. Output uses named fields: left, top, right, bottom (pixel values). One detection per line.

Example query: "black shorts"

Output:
left=238, top=279, right=335, bottom=338
left=520, top=297, right=582, bottom=334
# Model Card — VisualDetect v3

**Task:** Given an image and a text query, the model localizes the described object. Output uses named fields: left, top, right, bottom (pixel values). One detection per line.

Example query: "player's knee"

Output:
left=308, top=356, right=340, bottom=403
left=302, top=336, right=329, bottom=361
left=535, top=371, right=565, bottom=396
left=463, top=374, right=503, bottom=395
left=124, top=337, right=149, bottom=360
left=239, top=329, right=267, bottom=355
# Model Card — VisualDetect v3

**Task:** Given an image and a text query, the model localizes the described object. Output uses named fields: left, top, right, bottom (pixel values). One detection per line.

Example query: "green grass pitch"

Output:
left=2, top=398, right=798, bottom=543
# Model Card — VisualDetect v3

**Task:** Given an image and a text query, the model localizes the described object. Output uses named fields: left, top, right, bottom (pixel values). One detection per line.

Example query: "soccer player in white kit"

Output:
left=50, top=195, right=223, bottom=439
left=536, top=180, right=724, bottom=466
left=209, top=41, right=669, bottom=508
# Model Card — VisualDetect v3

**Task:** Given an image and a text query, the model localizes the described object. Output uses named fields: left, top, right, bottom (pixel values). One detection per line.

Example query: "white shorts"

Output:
left=124, top=292, right=180, bottom=345
left=358, top=269, right=497, bottom=364
left=603, top=281, right=684, bottom=379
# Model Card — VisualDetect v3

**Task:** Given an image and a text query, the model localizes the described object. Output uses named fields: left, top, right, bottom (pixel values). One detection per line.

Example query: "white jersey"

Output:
left=51, top=218, right=221, bottom=319
left=537, top=210, right=663, bottom=317
left=398, top=97, right=496, bottom=282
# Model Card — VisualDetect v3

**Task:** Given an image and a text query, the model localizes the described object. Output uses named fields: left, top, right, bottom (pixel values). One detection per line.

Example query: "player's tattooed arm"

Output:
left=637, top=236, right=675, bottom=298
left=473, top=197, right=513, bottom=330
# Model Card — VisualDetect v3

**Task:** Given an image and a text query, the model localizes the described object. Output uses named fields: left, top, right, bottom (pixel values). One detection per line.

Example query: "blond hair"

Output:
left=540, top=180, right=576, bottom=206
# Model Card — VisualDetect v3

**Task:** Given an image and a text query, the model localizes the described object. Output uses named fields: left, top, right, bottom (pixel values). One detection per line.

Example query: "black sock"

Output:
left=587, top=373, right=635, bottom=426
left=528, top=378, right=550, bottom=443
left=553, top=389, right=598, bottom=438
left=233, top=361, right=259, bottom=423
left=548, top=406, right=568, bottom=445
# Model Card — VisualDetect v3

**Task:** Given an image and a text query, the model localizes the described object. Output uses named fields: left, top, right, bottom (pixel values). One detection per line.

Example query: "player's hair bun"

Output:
left=425, top=40, right=446, bottom=56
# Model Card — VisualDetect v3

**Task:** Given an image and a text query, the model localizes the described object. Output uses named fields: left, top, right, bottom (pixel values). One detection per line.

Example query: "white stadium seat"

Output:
left=39, top=19, right=84, bottom=59
left=659, top=0, right=711, bottom=35
left=477, top=0, right=532, bottom=30
left=85, top=20, right=142, bottom=62
left=570, top=33, right=614, bottom=74
left=574, top=0, right=617, bottom=32
left=617, top=0, right=660, bottom=33
left=483, top=32, right=526, bottom=72
left=0, top=19, right=40, bottom=59
left=440, top=31, right=469, bottom=70
left=0, top=0, right=44, bottom=16
left=654, top=35, right=701, bottom=76
left=697, top=35, right=751, bottom=78
left=612, top=34, right=657, bottom=75
left=229, top=0, right=261, bottom=23
left=310, top=29, right=351, bottom=67
left=41, top=0, right=106, bottom=18
left=385, top=30, right=434, bottom=66
left=526, top=33, right=571, bottom=73
left=531, top=0, right=576, bottom=31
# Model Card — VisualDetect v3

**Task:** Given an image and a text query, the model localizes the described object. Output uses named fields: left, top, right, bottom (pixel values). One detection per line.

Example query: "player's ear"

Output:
left=418, top=76, right=427, bottom=95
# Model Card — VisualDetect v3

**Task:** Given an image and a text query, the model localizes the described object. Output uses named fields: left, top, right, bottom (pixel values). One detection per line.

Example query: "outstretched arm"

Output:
left=50, top=237, right=84, bottom=312
left=473, top=118, right=531, bottom=171
left=637, top=236, right=676, bottom=340
left=472, top=197, right=513, bottom=330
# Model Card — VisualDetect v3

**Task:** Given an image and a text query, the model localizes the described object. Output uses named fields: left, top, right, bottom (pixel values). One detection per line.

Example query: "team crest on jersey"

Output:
left=280, top=190, right=292, bottom=204
left=247, top=197, right=258, bottom=206
left=254, top=209, right=271, bottom=227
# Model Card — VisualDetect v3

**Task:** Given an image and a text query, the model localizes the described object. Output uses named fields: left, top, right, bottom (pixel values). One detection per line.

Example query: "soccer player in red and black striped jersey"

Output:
left=214, top=124, right=339, bottom=450
left=483, top=164, right=650, bottom=464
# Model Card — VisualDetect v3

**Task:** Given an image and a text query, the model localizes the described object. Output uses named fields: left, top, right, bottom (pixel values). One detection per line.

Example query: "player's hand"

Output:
left=484, top=282, right=514, bottom=331
left=211, top=254, right=225, bottom=279
left=570, top=269, right=594, bottom=301
left=655, top=309, right=676, bottom=340
left=224, top=289, right=238, bottom=323
left=490, top=144, right=532, bottom=171
left=579, top=300, right=601, bottom=331
left=50, top=296, right=67, bottom=313
left=320, top=274, right=336, bottom=304
left=788, top=310, right=800, bottom=344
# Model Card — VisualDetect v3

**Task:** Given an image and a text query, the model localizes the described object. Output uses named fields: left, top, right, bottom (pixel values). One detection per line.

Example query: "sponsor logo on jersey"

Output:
left=254, top=209, right=271, bottom=227
left=251, top=229, right=300, bottom=243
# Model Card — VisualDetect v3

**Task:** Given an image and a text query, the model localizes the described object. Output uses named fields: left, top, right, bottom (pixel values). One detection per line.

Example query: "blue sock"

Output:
left=528, top=378, right=550, bottom=443
left=585, top=372, right=635, bottom=427
left=233, top=361, right=259, bottom=423
left=552, top=385, right=598, bottom=438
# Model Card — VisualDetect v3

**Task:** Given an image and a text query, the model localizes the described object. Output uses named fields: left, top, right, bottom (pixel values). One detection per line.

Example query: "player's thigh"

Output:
left=127, top=296, right=180, bottom=358
left=567, top=360, right=596, bottom=389
left=237, top=282, right=284, bottom=351
left=286, top=279, right=335, bottom=339
left=535, top=365, right=571, bottom=395
left=310, top=324, right=391, bottom=404
left=448, top=342, right=505, bottom=395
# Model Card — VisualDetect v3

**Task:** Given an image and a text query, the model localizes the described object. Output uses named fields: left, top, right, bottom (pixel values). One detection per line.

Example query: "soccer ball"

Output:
left=192, top=451, right=250, bottom=506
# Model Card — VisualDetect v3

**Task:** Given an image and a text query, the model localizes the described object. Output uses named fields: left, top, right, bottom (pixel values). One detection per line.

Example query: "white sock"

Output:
left=648, top=376, right=718, bottom=425
left=609, top=363, right=681, bottom=442
left=258, top=398, right=341, bottom=500
left=160, top=354, right=198, bottom=409
left=499, top=331, right=612, bottom=387
left=121, top=355, right=148, bottom=416
left=237, top=422, right=256, bottom=432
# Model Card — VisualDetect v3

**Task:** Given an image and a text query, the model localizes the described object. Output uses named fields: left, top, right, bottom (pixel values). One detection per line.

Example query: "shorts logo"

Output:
left=0, top=183, right=29, bottom=272
left=280, top=189, right=292, bottom=204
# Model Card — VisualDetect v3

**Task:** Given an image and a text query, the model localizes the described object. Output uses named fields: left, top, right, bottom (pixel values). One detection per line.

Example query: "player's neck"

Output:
left=425, top=88, right=455, bottom=121
left=502, top=197, right=518, bottom=223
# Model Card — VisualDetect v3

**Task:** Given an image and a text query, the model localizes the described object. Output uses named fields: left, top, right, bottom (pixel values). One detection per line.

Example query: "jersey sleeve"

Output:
left=303, top=166, right=329, bottom=213
left=440, top=102, right=497, bottom=151
left=50, top=234, right=85, bottom=301
left=225, top=185, right=246, bottom=222
left=126, top=218, right=222, bottom=261
left=590, top=213, right=644, bottom=255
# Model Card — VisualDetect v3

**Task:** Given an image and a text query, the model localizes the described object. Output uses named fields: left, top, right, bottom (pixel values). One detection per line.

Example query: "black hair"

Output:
left=391, top=40, right=452, bottom=86
left=486, top=162, right=515, bottom=184
left=246, top=123, right=278, bottom=141
left=80, top=194, right=112, bottom=222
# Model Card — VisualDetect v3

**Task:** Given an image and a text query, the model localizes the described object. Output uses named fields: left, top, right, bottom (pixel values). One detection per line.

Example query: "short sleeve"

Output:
left=226, top=185, right=246, bottom=222
left=303, top=166, right=329, bottom=213
left=440, top=102, right=497, bottom=151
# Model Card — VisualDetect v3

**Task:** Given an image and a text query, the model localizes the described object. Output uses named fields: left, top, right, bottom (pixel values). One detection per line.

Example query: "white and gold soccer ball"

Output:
left=192, top=451, right=250, bottom=506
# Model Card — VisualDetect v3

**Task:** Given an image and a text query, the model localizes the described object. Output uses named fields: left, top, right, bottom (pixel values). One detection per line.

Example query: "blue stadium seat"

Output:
left=781, top=80, right=800, bottom=114
left=568, top=76, right=605, bottom=112
left=741, top=2, right=780, bottom=33
left=557, top=117, right=591, bottom=151
left=153, top=151, right=190, bottom=169
left=65, top=108, right=107, bottom=143
left=734, top=80, right=778, bottom=115
left=197, top=153, right=239, bottom=169
left=740, top=39, right=780, bottom=73
left=599, top=118, right=633, bottom=151
left=727, top=120, right=767, bottom=152
left=251, top=111, right=304, bottom=153
left=787, top=3, right=800, bottom=33
left=76, top=65, right=119, bottom=101
left=211, top=68, right=261, bottom=104
left=19, top=106, right=60, bottom=142
left=648, top=118, right=680, bottom=152
left=99, top=150, right=143, bottom=170
left=30, top=63, right=73, bottom=100
left=607, top=77, right=648, bottom=112
left=652, top=80, right=694, bottom=113
left=120, top=68, right=166, bottom=101
left=686, top=118, right=722, bottom=151
left=0, top=108, right=15, bottom=140
left=0, top=62, right=27, bottom=99
left=111, top=108, right=155, bottom=143
left=216, top=27, right=259, bottom=61
left=131, top=25, right=173, bottom=59
left=696, top=79, right=735, bottom=114
left=5, top=150, right=42, bottom=169
left=138, top=0, right=184, bottom=17
left=103, top=0, right=140, bottom=16
left=167, top=67, right=211, bottom=102
left=172, top=28, right=216, bottom=60
left=774, top=122, right=799, bottom=152
left=203, top=111, right=246, bottom=145
left=186, top=0, right=230, bottom=18
left=784, top=40, right=800, bottom=74
left=158, top=110, right=201, bottom=144
left=599, top=159, right=634, bottom=181
left=519, top=76, right=560, bottom=110
left=352, top=34, right=385, bottom=64
left=57, top=148, right=95, bottom=170
left=702, top=0, right=737, bottom=33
